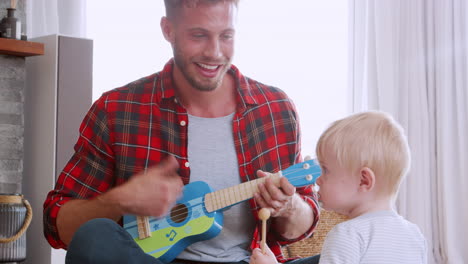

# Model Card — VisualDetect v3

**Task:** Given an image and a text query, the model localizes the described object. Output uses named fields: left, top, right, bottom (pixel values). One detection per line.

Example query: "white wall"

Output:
left=87, top=0, right=349, bottom=158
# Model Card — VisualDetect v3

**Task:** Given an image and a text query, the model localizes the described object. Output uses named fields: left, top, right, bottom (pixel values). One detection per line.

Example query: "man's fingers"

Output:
left=254, top=192, right=267, bottom=208
left=256, top=169, right=269, bottom=178
left=280, top=177, right=296, bottom=196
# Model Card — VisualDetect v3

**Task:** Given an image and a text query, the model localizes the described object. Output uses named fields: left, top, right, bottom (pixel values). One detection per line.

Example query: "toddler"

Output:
left=250, top=111, right=427, bottom=264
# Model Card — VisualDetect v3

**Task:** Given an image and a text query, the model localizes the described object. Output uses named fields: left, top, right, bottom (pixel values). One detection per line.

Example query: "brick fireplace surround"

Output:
left=0, top=0, right=26, bottom=194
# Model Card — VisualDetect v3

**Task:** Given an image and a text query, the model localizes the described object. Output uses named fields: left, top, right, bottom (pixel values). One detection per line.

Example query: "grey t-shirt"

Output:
left=176, top=113, right=255, bottom=262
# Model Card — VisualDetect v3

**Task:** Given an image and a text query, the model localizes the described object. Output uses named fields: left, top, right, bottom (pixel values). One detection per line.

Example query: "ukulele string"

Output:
left=152, top=168, right=322, bottom=221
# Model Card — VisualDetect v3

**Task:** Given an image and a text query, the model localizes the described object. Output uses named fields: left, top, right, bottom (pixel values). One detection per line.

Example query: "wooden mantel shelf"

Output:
left=0, top=38, right=44, bottom=57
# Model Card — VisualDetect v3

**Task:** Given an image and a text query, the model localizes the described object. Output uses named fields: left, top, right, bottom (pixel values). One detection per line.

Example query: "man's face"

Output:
left=168, top=2, right=236, bottom=92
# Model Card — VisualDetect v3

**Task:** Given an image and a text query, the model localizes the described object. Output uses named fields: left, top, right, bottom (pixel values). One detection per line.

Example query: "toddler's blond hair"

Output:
left=316, top=111, right=410, bottom=198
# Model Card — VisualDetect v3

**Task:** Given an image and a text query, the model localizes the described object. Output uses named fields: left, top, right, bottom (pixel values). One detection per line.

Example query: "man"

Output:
left=43, top=1, right=320, bottom=263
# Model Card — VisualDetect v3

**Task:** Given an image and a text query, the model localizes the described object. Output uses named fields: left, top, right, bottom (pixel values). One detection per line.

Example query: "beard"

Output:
left=172, top=42, right=231, bottom=92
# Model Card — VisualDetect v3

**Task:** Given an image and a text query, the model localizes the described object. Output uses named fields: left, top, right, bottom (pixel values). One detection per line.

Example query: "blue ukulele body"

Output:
left=123, top=181, right=223, bottom=263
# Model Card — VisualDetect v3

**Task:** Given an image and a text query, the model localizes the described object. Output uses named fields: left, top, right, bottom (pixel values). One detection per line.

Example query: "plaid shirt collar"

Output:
left=155, top=59, right=258, bottom=109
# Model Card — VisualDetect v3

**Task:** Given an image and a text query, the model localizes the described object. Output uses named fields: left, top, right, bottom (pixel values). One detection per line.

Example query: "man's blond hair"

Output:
left=164, top=0, right=239, bottom=19
left=316, top=111, right=411, bottom=197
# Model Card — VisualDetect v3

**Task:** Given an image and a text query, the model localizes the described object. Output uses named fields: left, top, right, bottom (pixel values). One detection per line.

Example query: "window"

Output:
left=87, top=0, right=349, bottom=157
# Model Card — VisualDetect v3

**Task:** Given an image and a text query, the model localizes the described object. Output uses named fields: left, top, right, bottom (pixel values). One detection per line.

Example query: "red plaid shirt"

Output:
left=43, top=59, right=319, bottom=262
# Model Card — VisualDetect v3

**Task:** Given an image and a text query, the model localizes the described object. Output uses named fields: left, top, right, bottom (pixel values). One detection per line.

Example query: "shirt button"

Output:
left=180, top=120, right=186, bottom=126
left=184, top=162, right=190, bottom=168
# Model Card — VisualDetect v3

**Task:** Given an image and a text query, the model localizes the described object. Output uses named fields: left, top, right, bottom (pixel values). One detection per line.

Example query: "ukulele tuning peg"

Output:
left=313, top=185, right=320, bottom=193
left=304, top=155, right=312, bottom=161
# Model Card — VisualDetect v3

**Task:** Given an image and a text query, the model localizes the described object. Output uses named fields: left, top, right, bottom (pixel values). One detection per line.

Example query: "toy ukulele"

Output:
left=123, top=158, right=321, bottom=263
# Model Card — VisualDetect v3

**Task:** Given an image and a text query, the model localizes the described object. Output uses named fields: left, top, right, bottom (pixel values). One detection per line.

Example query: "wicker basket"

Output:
left=282, top=210, right=348, bottom=258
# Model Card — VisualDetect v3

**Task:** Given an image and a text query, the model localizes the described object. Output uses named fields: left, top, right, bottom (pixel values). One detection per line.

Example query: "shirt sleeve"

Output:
left=43, top=95, right=115, bottom=249
left=319, top=222, right=361, bottom=264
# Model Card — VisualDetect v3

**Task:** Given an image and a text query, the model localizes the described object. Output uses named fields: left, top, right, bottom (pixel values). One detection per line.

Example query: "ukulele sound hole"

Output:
left=170, top=204, right=188, bottom=223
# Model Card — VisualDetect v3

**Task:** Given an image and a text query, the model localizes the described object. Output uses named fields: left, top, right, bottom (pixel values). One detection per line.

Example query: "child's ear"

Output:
left=359, top=167, right=375, bottom=192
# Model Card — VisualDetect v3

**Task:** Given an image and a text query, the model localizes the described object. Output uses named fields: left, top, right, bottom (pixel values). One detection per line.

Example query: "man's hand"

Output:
left=109, top=155, right=184, bottom=217
left=254, top=170, right=297, bottom=218
left=250, top=247, right=278, bottom=264
left=253, top=169, right=314, bottom=240
left=56, top=155, right=184, bottom=246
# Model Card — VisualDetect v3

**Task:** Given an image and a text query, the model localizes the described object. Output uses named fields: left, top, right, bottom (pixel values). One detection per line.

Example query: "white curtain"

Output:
left=26, top=0, right=86, bottom=38
left=350, top=0, right=468, bottom=263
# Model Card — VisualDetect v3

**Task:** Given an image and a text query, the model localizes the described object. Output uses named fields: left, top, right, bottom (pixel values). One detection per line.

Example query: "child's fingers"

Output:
left=250, top=248, right=261, bottom=264
left=250, top=247, right=278, bottom=264
left=252, top=248, right=262, bottom=254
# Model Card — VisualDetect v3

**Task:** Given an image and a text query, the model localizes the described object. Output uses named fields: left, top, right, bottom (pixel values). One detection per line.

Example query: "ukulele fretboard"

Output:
left=204, top=172, right=282, bottom=212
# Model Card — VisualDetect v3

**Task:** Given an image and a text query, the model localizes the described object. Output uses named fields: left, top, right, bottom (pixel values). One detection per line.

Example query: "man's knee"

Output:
left=66, top=218, right=125, bottom=264
left=66, top=218, right=160, bottom=264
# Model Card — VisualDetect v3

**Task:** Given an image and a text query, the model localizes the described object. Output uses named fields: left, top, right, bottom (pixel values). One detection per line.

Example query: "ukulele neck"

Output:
left=204, top=172, right=282, bottom=212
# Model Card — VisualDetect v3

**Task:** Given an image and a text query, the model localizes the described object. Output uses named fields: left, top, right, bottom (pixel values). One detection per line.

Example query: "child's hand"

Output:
left=250, top=246, right=278, bottom=264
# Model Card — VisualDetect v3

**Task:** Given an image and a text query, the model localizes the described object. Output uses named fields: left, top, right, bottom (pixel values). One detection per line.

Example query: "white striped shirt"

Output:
left=320, top=210, right=427, bottom=264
